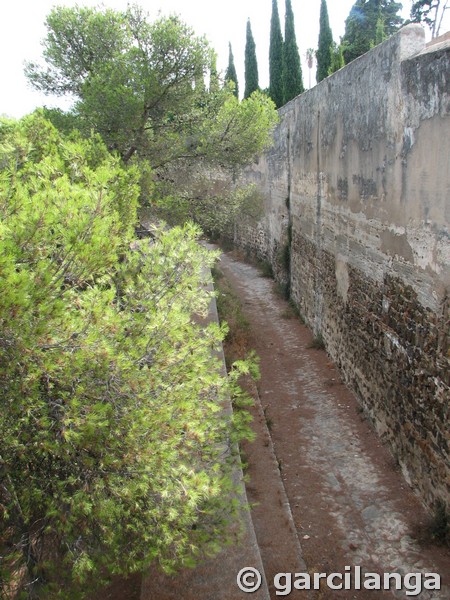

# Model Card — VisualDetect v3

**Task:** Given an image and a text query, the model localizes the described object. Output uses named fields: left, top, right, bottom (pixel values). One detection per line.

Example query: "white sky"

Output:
left=1, top=1, right=447, bottom=118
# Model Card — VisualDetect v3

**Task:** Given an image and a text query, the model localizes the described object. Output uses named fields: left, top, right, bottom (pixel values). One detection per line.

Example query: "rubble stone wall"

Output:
left=234, top=25, right=450, bottom=511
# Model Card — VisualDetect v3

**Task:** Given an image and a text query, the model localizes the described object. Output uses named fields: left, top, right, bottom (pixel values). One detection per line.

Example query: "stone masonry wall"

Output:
left=234, top=25, right=450, bottom=512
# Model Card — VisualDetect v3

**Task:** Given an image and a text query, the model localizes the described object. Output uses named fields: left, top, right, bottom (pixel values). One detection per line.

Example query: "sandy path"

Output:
left=218, top=249, right=450, bottom=600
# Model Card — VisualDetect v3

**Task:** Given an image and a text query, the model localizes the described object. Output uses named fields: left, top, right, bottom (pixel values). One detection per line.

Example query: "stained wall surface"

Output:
left=234, top=25, right=450, bottom=511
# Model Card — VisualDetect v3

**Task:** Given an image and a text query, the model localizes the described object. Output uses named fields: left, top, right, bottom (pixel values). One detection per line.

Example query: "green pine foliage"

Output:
left=244, top=19, right=259, bottom=99
left=225, top=42, right=239, bottom=98
left=26, top=6, right=242, bottom=166
left=328, top=42, right=345, bottom=75
left=283, top=0, right=304, bottom=104
left=269, top=0, right=284, bottom=108
left=0, top=112, right=255, bottom=598
left=154, top=91, right=277, bottom=228
left=25, top=5, right=278, bottom=236
left=316, top=0, right=334, bottom=82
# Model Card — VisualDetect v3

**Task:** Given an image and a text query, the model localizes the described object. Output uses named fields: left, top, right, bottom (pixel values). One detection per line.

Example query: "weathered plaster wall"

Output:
left=234, top=25, right=449, bottom=512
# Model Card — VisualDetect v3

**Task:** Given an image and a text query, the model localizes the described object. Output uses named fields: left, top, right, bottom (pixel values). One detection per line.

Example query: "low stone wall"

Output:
left=234, top=25, right=450, bottom=512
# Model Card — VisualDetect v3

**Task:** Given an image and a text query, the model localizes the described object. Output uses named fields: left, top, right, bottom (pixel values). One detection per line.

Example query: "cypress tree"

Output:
left=374, top=14, right=387, bottom=44
left=283, top=0, right=304, bottom=104
left=316, top=0, right=333, bottom=82
left=342, top=0, right=403, bottom=64
left=244, top=19, right=259, bottom=99
left=209, top=53, right=220, bottom=93
left=328, top=42, right=345, bottom=75
left=269, top=0, right=284, bottom=108
left=225, top=42, right=239, bottom=98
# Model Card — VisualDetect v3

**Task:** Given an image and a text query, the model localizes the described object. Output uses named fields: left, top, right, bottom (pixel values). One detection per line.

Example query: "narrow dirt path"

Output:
left=218, top=249, right=450, bottom=600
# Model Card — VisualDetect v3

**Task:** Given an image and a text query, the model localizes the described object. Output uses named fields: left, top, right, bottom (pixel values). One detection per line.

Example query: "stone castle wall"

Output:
left=234, top=25, right=449, bottom=512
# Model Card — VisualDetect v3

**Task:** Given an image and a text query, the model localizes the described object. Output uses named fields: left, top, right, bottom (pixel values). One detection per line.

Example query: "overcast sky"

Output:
left=1, top=0, right=446, bottom=118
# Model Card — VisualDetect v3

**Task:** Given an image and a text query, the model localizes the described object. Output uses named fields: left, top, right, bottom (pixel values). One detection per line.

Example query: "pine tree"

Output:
left=283, top=0, right=304, bottom=104
left=269, top=0, right=284, bottom=108
left=0, top=112, right=258, bottom=596
left=316, top=0, right=333, bottom=82
left=244, top=19, right=259, bottom=99
left=225, top=42, right=239, bottom=98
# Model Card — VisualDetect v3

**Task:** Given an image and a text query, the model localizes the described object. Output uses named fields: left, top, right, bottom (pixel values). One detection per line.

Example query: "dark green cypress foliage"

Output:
left=316, top=0, right=333, bottom=82
left=328, top=42, right=345, bottom=75
left=269, top=0, right=284, bottom=108
left=225, top=42, right=239, bottom=98
left=342, top=0, right=403, bottom=64
left=244, top=19, right=259, bottom=99
left=283, top=0, right=304, bottom=104
left=209, top=53, right=220, bottom=93
left=374, top=15, right=387, bottom=44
